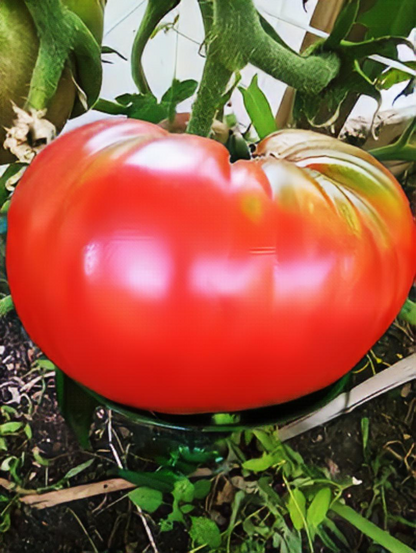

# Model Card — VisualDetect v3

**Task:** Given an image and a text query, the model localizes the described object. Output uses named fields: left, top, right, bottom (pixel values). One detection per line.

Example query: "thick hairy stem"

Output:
left=24, top=0, right=72, bottom=109
left=188, top=0, right=340, bottom=137
left=197, top=0, right=214, bottom=36
left=23, top=0, right=101, bottom=111
left=187, top=54, right=233, bottom=136
left=131, top=0, right=181, bottom=94
left=214, top=0, right=340, bottom=93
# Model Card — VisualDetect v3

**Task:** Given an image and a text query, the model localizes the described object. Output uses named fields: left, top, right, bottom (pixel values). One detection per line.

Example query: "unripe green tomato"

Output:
left=0, top=0, right=105, bottom=165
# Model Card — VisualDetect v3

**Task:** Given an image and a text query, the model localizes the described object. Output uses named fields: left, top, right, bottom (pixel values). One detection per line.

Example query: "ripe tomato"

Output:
left=6, top=120, right=416, bottom=414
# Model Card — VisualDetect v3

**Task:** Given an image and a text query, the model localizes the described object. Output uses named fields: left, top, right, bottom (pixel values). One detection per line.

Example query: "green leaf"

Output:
left=114, top=79, right=197, bottom=125
left=273, top=520, right=302, bottom=553
left=36, top=359, right=57, bottom=371
left=316, top=526, right=341, bottom=552
left=326, top=0, right=360, bottom=48
left=62, top=459, right=94, bottom=481
left=1, top=456, right=21, bottom=484
left=172, top=477, right=194, bottom=503
left=358, top=0, right=416, bottom=38
left=361, top=417, right=370, bottom=460
left=161, top=79, right=198, bottom=121
left=101, top=45, right=127, bottom=61
left=118, top=468, right=178, bottom=493
left=243, top=451, right=284, bottom=472
left=189, top=517, right=221, bottom=548
left=253, top=428, right=280, bottom=453
left=24, top=424, right=32, bottom=440
left=193, top=479, right=211, bottom=500
left=128, top=487, right=163, bottom=513
left=123, top=93, right=168, bottom=123
left=180, top=503, right=194, bottom=514
left=33, top=447, right=50, bottom=467
left=0, top=422, right=25, bottom=435
left=307, top=488, right=332, bottom=527
left=0, top=438, right=7, bottom=451
left=0, top=513, right=11, bottom=534
left=322, top=518, right=350, bottom=548
left=287, top=488, right=307, bottom=531
left=0, top=163, right=27, bottom=207
left=377, top=62, right=416, bottom=90
left=331, top=502, right=415, bottom=553
left=239, top=74, right=277, bottom=139
left=55, top=370, right=99, bottom=450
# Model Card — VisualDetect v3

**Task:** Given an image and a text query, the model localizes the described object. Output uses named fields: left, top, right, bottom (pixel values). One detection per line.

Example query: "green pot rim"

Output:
left=75, top=373, right=351, bottom=434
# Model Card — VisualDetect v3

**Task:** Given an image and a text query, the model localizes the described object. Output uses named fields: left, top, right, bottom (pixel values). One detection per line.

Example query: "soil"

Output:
left=1, top=309, right=415, bottom=553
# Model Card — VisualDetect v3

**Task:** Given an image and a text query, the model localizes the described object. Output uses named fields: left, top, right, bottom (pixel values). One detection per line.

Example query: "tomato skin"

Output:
left=6, top=121, right=416, bottom=414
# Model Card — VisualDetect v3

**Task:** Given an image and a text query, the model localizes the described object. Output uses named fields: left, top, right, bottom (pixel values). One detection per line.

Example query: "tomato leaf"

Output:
left=0, top=163, right=27, bottom=207
left=117, top=93, right=168, bottom=123
left=243, top=451, right=284, bottom=472
left=114, top=79, right=197, bottom=124
left=377, top=62, right=416, bottom=90
left=189, top=517, right=221, bottom=548
left=172, top=477, right=195, bottom=503
left=306, top=488, right=332, bottom=527
left=128, top=487, right=163, bottom=513
left=357, top=0, right=416, bottom=38
left=287, top=488, right=307, bottom=531
left=193, top=479, right=212, bottom=499
left=239, top=74, right=277, bottom=139
left=0, top=422, right=24, bottom=435
left=101, top=45, right=127, bottom=61
left=0, top=513, right=11, bottom=534
left=62, top=459, right=94, bottom=481
left=161, top=79, right=198, bottom=121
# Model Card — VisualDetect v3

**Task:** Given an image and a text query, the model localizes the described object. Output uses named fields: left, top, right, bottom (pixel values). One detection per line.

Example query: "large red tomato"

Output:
left=6, top=120, right=416, bottom=414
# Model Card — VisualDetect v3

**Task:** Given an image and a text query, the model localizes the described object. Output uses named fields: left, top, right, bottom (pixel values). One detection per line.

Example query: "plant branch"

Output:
left=94, top=99, right=129, bottom=116
left=131, top=0, right=181, bottom=94
left=23, top=0, right=101, bottom=111
left=370, top=118, right=416, bottom=162
left=188, top=0, right=340, bottom=136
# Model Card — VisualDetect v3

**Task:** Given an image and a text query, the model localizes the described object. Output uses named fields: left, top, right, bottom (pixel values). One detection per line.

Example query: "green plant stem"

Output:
left=23, top=0, right=101, bottom=111
left=370, top=118, right=416, bottom=162
left=131, top=0, right=180, bottom=94
left=188, top=0, right=340, bottom=136
left=197, top=0, right=214, bottom=36
left=187, top=54, right=233, bottom=136
left=371, top=144, right=416, bottom=162
left=0, top=295, right=14, bottom=317
left=331, top=502, right=415, bottom=553
left=398, top=298, right=416, bottom=325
